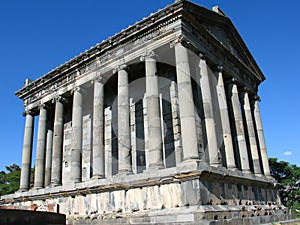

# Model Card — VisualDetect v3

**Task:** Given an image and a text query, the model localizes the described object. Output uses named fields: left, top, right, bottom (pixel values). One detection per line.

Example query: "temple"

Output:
left=0, top=1, right=292, bottom=224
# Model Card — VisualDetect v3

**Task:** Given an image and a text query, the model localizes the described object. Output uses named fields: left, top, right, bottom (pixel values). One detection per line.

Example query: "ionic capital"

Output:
left=22, top=110, right=34, bottom=117
left=240, top=87, right=250, bottom=93
left=216, top=65, right=223, bottom=72
left=140, top=50, right=157, bottom=61
left=71, top=86, right=85, bottom=95
left=199, top=53, right=208, bottom=61
left=92, top=72, right=105, bottom=84
left=113, top=64, right=127, bottom=74
left=253, top=95, right=261, bottom=102
left=38, top=103, right=48, bottom=111
left=52, top=96, right=67, bottom=104
left=170, top=36, right=190, bottom=48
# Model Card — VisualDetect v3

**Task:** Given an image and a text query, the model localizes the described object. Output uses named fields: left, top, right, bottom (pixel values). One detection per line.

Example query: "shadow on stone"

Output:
left=0, top=209, right=66, bottom=225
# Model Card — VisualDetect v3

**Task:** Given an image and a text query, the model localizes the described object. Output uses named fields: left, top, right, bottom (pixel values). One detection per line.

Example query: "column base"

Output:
left=143, top=164, right=164, bottom=174
left=116, top=170, right=132, bottom=176
left=176, top=159, right=201, bottom=173
left=50, top=182, right=62, bottom=187
left=18, top=188, right=29, bottom=193
left=227, top=166, right=238, bottom=172
left=147, top=162, right=164, bottom=170
left=92, top=174, right=105, bottom=179
left=242, top=169, right=252, bottom=174
left=209, top=162, right=222, bottom=167
left=33, top=186, right=43, bottom=190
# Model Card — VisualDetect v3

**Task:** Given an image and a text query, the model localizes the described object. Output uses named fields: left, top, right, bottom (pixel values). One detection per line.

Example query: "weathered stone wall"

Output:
left=1, top=167, right=282, bottom=223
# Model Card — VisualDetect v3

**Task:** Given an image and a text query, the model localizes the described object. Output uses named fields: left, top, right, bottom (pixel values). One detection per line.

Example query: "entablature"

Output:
left=16, top=2, right=186, bottom=107
left=180, top=19, right=260, bottom=93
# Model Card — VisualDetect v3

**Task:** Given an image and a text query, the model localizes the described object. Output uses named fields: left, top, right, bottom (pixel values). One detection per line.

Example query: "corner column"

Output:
left=252, top=96, right=271, bottom=176
left=215, top=67, right=236, bottom=169
left=199, top=55, right=221, bottom=166
left=241, top=90, right=262, bottom=174
left=141, top=51, right=164, bottom=169
left=34, top=105, right=47, bottom=189
left=116, top=65, right=132, bottom=174
left=92, top=76, right=105, bottom=178
left=173, top=39, right=199, bottom=161
left=19, top=111, right=34, bottom=191
left=71, top=87, right=83, bottom=182
left=227, top=79, right=250, bottom=173
left=51, top=97, right=65, bottom=186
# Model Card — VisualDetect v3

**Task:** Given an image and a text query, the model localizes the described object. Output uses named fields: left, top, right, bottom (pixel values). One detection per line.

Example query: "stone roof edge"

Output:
left=16, top=1, right=264, bottom=99
left=225, top=18, right=266, bottom=82
left=15, top=1, right=188, bottom=98
left=184, top=1, right=266, bottom=82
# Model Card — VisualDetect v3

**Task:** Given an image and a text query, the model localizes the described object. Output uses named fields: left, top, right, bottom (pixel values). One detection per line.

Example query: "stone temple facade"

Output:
left=1, top=1, right=292, bottom=224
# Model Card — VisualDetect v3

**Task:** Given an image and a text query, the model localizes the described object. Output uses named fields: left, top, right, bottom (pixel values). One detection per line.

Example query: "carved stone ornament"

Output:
left=22, top=110, right=33, bottom=117
left=113, top=64, right=127, bottom=74
left=140, top=50, right=157, bottom=62
left=170, top=36, right=190, bottom=48
left=52, top=96, right=67, bottom=104
left=92, top=72, right=105, bottom=84
left=38, top=103, right=47, bottom=110
left=217, top=65, right=223, bottom=72
left=254, top=95, right=261, bottom=102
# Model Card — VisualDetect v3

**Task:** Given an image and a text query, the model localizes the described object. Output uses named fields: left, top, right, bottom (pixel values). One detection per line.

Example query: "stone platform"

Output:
left=0, top=164, right=290, bottom=225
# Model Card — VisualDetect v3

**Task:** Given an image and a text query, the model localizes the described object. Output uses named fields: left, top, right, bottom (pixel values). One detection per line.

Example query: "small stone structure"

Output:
left=0, top=0, right=293, bottom=224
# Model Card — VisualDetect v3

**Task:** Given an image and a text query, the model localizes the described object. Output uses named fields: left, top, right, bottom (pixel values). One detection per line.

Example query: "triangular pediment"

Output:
left=182, top=1, right=265, bottom=81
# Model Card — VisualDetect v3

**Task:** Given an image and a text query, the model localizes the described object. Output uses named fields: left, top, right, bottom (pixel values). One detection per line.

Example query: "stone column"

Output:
left=51, top=97, right=65, bottom=186
left=199, top=56, right=221, bottom=166
left=92, top=76, right=105, bottom=178
left=252, top=96, right=271, bottom=176
left=34, top=105, right=47, bottom=189
left=170, top=81, right=183, bottom=165
left=141, top=51, right=164, bottom=169
left=227, top=79, right=250, bottom=173
left=115, top=65, right=132, bottom=174
left=19, top=111, right=34, bottom=191
left=104, top=107, right=113, bottom=177
left=174, top=40, right=199, bottom=161
left=241, top=90, right=262, bottom=174
left=215, top=67, right=236, bottom=169
left=44, top=130, right=53, bottom=187
left=71, top=87, right=83, bottom=182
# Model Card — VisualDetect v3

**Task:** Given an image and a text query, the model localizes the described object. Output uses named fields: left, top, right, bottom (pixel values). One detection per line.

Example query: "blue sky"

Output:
left=0, top=0, right=299, bottom=171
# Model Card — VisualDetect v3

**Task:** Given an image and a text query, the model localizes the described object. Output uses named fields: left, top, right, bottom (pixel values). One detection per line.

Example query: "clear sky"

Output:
left=0, top=0, right=299, bottom=171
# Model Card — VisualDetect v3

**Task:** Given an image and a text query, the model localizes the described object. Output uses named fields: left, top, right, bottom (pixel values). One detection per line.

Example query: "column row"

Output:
left=19, top=45, right=271, bottom=191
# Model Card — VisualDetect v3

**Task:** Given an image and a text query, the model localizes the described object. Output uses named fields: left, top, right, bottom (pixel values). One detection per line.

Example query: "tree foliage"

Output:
left=0, top=164, right=21, bottom=196
left=269, top=158, right=300, bottom=217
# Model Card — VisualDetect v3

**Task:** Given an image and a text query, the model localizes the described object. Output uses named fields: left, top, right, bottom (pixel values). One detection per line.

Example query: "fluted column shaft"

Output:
left=19, top=112, right=34, bottom=191
left=174, top=43, right=199, bottom=160
left=252, top=98, right=271, bottom=176
left=44, top=130, right=53, bottom=187
left=34, top=106, right=47, bottom=189
left=228, top=81, right=250, bottom=172
left=241, top=91, right=262, bottom=174
left=199, top=57, right=220, bottom=166
left=71, top=88, right=83, bottom=182
left=117, top=65, right=132, bottom=173
left=51, top=98, right=64, bottom=185
left=142, top=52, right=164, bottom=169
left=92, top=78, right=105, bottom=178
left=216, top=69, right=236, bottom=169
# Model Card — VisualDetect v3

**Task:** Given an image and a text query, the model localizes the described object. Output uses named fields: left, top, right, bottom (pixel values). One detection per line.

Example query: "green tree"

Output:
left=0, top=164, right=21, bottom=196
left=269, top=158, right=300, bottom=217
